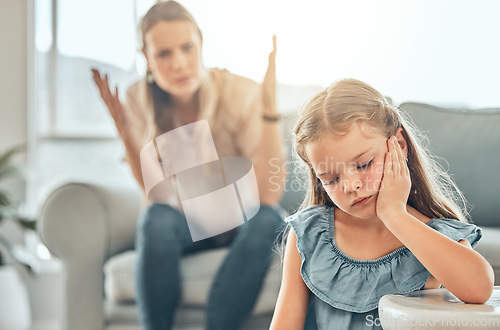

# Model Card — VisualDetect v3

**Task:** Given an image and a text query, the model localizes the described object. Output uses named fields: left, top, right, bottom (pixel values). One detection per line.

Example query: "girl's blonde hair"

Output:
left=293, top=78, right=469, bottom=223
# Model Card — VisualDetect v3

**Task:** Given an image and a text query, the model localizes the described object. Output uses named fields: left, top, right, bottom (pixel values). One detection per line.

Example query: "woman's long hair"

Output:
left=139, top=1, right=207, bottom=140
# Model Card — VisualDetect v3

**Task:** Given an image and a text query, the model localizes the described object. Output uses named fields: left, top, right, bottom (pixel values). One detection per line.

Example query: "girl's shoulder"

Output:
left=285, top=204, right=332, bottom=238
left=285, top=204, right=331, bottom=223
left=408, top=206, right=482, bottom=247
left=425, top=217, right=482, bottom=247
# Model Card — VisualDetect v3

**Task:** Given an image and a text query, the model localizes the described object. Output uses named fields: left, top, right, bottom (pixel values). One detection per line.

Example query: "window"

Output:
left=33, top=0, right=159, bottom=204
left=35, top=0, right=500, bottom=138
left=35, top=0, right=155, bottom=138
left=32, top=0, right=500, bottom=204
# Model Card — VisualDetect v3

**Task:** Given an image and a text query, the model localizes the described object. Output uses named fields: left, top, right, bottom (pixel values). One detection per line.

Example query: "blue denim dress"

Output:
left=287, top=205, right=482, bottom=330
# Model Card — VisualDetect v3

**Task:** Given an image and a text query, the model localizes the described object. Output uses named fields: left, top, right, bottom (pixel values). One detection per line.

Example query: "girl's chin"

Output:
left=357, top=211, right=379, bottom=221
left=336, top=205, right=377, bottom=220
left=351, top=207, right=377, bottom=218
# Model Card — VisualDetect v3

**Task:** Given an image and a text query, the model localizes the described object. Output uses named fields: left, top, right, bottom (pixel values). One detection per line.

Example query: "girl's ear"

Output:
left=394, top=127, right=408, bottom=159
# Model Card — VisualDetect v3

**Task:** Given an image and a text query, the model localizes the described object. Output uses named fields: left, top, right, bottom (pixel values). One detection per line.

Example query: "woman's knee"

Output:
left=240, top=204, right=284, bottom=239
left=252, top=204, right=284, bottom=228
left=136, top=203, right=184, bottom=242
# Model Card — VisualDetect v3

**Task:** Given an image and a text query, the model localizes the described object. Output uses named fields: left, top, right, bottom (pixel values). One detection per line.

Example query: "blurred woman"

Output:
left=92, top=1, right=286, bottom=329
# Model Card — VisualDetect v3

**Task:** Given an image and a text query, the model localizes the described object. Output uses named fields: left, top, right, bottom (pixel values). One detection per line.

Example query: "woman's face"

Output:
left=305, top=123, right=405, bottom=221
left=143, top=20, right=204, bottom=101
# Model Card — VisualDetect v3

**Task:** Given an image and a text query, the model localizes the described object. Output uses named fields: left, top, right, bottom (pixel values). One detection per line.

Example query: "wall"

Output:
left=0, top=0, right=28, bottom=151
left=0, top=0, right=30, bottom=241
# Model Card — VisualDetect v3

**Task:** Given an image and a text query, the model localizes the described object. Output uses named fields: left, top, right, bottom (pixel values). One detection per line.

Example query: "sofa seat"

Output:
left=103, top=247, right=283, bottom=328
left=104, top=302, right=278, bottom=330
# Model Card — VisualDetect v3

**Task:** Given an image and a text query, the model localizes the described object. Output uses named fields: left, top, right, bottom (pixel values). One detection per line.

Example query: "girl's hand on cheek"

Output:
left=376, top=136, right=412, bottom=223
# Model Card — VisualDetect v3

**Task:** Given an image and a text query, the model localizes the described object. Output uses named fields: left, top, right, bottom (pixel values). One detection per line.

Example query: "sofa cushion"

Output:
left=400, top=102, right=500, bottom=227
left=104, top=247, right=282, bottom=315
left=278, top=113, right=307, bottom=215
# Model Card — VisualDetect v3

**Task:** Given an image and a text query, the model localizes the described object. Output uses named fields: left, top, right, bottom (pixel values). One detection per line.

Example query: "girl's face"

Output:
left=143, top=20, right=204, bottom=102
left=305, top=122, right=405, bottom=221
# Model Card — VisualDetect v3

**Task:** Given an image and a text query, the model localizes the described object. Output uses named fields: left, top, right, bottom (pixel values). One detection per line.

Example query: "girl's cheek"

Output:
left=367, top=162, right=384, bottom=191
left=364, top=173, right=377, bottom=191
left=327, top=190, right=343, bottom=205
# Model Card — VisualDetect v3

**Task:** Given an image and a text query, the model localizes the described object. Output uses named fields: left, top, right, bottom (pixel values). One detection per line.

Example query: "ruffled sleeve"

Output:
left=426, top=217, right=482, bottom=247
left=286, top=206, right=483, bottom=314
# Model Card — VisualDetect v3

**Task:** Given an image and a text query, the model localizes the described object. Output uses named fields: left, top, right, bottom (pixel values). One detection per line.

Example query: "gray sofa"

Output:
left=38, top=102, right=500, bottom=330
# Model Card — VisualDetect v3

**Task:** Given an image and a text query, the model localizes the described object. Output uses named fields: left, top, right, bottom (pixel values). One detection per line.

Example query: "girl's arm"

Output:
left=377, top=136, right=494, bottom=304
left=270, top=229, right=311, bottom=329
left=253, top=118, right=286, bottom=205
left=383, top=212, right=493, bottom=303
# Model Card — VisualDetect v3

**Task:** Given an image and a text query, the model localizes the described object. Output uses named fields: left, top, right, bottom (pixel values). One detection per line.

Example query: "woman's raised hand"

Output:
left=91, top=68, right=132, bottom=139
left=262, top=35, right=278, bottom=115
left=376, top=136, right=412, bottom=222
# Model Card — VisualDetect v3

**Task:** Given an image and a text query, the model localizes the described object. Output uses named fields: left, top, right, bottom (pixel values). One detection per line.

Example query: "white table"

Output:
left=379, top=287, right=500, bottom=329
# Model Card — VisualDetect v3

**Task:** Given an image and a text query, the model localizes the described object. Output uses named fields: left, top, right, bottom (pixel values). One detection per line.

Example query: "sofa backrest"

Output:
left=399, top=102, right=500, bottom=227
left=279, top=103, right=500, bottom=228
left=279, top=113, right=308, bottom=215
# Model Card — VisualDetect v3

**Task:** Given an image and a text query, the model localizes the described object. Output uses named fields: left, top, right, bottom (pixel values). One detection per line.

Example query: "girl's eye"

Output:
left=357, top=159, right=373, bottom=170
left=323, top=177, right=339, bottom=186
left=321, top=159, right=373, bottom=186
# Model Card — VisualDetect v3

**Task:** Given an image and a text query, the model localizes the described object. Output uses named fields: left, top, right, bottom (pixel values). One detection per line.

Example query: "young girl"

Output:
left=270, top=78, right=494, bottom=329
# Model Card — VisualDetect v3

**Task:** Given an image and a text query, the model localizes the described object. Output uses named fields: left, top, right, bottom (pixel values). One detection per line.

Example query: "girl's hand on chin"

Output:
left=376, top=136, right=412, bottom=223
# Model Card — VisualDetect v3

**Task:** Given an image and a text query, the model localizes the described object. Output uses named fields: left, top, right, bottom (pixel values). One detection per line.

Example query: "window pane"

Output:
left=54, top=0, right=139, bottom=136
left=34, top=0, right=52, bottom=137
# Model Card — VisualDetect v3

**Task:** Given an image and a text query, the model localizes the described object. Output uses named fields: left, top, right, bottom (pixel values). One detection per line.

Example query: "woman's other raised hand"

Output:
left=262, top=35, right=278, bottom=115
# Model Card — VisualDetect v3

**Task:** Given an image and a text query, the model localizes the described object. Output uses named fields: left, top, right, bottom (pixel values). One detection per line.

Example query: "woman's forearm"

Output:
left=121, top=133, right=146, bottom=194
left=254, top=119, right=287, bottom=205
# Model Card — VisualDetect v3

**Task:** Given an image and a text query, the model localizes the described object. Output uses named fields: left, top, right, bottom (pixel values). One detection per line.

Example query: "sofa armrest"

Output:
left=38, top=182, right=142, bottom=330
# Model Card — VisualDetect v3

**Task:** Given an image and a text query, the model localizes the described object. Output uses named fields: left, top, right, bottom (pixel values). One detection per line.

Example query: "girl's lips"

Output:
left=352, top=195, right=373, bottom=206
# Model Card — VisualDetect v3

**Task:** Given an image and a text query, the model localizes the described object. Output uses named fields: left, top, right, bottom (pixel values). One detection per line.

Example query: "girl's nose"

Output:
left=343, top=178, right=363, bottom=193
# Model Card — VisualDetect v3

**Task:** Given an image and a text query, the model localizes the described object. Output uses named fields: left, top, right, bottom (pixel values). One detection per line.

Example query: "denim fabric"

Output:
left=287, top=204, right=482, bottom=330
left=304, top=294, right=318, bottom=330
left=135, top=203, right=284, bottom=330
